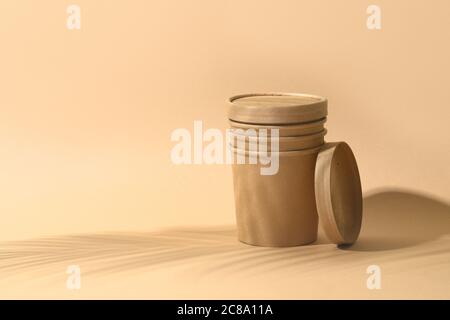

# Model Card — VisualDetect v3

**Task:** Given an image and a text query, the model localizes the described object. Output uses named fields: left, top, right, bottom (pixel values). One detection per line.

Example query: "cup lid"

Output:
left=314, top=142, right=363, bottom=245
left=228, top=93, right=327, bottom=124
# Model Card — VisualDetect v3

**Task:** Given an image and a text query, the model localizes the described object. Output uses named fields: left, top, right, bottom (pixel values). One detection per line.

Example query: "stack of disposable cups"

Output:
left=228, top=93, right=328, bottom=247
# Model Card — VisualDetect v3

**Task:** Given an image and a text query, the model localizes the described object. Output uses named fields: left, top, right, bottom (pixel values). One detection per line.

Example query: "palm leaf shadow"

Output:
left=0, top=226, right=243, bottom=277
left=0, top=225, right=337, bottom=278
left=2, top=189, right=449, bottom=279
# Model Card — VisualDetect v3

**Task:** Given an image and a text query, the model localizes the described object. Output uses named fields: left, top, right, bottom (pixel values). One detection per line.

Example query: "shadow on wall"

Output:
left=345, top=188, right=450, bottom=251
left=0, top=188, right=449, bottom=277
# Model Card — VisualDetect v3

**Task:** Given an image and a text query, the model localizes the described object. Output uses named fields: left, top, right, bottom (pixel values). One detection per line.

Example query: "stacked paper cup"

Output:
left=228, top=93, right=328, bottom=247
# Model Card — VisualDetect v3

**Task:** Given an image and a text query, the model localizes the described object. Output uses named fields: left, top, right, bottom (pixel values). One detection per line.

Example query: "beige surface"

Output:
left=1, top=190, right=449, bottom=299
left=1, top=0, right=449, bottom=242
left=1, top=0, right=450, bottom=298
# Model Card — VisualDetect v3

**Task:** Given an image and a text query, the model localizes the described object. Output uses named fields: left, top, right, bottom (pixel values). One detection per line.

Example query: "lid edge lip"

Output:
left=228, top=92, right=328, bottom=106
left=336, top=142, right=363, bottom=244
left=229, top=117, right=328, bottom=127
left=228, top=111, right=328, bottom=124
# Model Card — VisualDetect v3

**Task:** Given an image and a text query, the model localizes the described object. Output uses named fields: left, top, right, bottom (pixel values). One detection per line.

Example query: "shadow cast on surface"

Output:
left=0, top=226, right=239, bottom=276
left=345, top=188, right=450, bottom=251
left=0, top=225, right=334, bottom=278
left=1, top=188, right=449, bottom=276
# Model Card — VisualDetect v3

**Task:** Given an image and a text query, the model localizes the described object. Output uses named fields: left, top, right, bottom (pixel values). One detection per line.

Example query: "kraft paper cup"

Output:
left=231, top=147, right=321, bottom=247
left=230, top=129, right=327, bottom=152
left=229, top=118, right=326, bottom=137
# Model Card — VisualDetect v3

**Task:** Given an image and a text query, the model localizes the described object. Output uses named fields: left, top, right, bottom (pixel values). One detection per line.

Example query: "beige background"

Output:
left=0, top=1, right=449, bottom=299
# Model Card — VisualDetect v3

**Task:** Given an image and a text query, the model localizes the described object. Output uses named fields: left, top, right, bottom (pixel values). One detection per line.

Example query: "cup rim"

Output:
left=230, top=145, right=323, bottom=157
left=229, top=129, right=327, bottom=141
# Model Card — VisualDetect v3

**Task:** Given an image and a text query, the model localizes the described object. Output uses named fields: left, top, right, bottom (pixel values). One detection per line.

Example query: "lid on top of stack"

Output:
left=228, top=93, right=328, bottom=125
